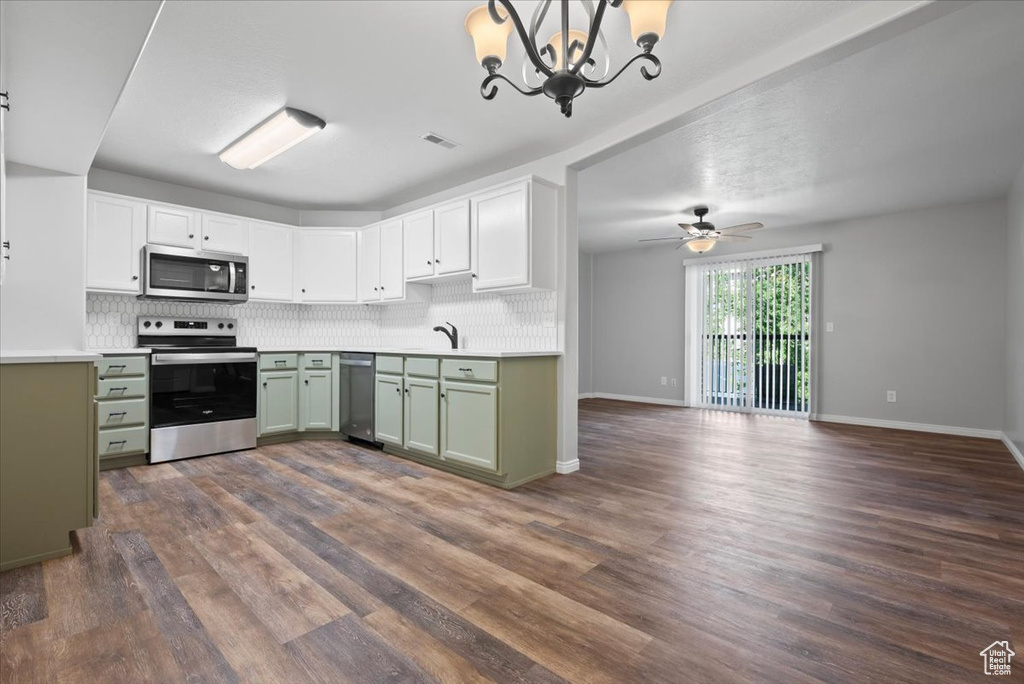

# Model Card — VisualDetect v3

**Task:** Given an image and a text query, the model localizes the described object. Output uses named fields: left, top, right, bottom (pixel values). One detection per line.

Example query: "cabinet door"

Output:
left=260, top=371, right=298, bottom=435
left=379, top=219, right=405, bottom=301
left=403, top=210, right=435, bottom=279
left=248, top=221, right=294, bottom=301
left=201, top=213, right=247, bottom=254
left=87, top=193, right=147, bottom=292
left=440, top=381, right=498, bottom=471
left=300, top=369, right=333, bottom=431
left=148, top=204, right=197, bottom=249
left=297, top=230, right=358, bottom=303
left=435, top=199, right=471, bottom=275
left=472, top=183, right=529, bottom=291
left=375, top=374, right=404, bottom=445
left=404, top=377, right=439, bottom=456
left=358, top=225, right=381, bottom=302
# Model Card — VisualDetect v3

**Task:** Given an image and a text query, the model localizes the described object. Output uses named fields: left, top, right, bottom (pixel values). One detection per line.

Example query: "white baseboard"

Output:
left=577, top=392, right=595, bottom=399
left=1002, top=433, right=1024, bottom=471
left=813, top=414, right=1002, bottom=440
left=556, top=459, right=580, bottom=474
left=583, top=392, right=687, bottom=407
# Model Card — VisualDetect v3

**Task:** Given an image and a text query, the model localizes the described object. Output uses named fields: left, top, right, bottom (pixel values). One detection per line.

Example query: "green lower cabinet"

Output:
left=404, top=377, right=439, bottom=456
left=300, top=369, right=333, bottom=431
left=375, top=374, right=404, bottom=445
left=260, top=370, right=299, bottom=435
left=440, top=380, right=498, bottom=471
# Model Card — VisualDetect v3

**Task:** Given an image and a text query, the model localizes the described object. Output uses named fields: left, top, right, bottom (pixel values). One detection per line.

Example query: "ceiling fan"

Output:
left=639, top=206, right=763, bottom=253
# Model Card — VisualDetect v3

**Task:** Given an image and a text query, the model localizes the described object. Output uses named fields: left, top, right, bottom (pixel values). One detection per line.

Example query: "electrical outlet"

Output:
left=826, top=322, right=835, bottom=333
left=660, top=376, right=667, bottom=386
left=886, top=390, right=897, bottom=403
left=670, top=378, right=677, bottom=387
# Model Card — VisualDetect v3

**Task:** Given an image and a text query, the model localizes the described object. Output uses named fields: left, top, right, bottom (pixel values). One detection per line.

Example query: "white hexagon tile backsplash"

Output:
left=86, top=281, right=557, bottom=351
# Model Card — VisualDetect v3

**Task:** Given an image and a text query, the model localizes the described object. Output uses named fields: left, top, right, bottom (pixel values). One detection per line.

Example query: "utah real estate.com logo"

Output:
left=980, top=641, right=1015, bottom=676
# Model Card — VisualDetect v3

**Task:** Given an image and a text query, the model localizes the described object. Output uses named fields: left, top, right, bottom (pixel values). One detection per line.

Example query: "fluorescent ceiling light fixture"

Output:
left=219, top=107, right=325, bottom=170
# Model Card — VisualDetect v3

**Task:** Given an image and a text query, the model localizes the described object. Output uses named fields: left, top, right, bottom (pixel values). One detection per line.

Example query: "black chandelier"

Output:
left=465, top=0, right=674, bottom=117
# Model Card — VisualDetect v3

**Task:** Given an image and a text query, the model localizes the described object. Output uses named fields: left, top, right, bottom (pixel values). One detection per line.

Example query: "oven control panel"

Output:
left=138, top=317, right=237, bottom=336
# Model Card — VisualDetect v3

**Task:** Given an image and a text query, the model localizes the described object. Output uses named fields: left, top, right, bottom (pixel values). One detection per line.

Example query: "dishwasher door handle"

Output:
left=338, top=359, right=373, bottom=367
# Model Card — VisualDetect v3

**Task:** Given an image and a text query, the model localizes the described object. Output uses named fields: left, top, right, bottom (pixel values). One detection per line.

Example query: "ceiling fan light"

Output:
left=687, top=238, right=716, bottom=254
left=218, top=107, right=325, bottom=170
left=547, top=29, right=589, bottom=70
left=465, top=5, right=513, bottom=67
left=621, top=0, right=673, bottom=47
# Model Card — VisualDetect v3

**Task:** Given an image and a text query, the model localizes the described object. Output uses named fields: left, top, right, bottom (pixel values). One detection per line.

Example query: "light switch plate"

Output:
left=826, top=322, right=835, bottom=333
left=886, top=390, right=897, bottom=403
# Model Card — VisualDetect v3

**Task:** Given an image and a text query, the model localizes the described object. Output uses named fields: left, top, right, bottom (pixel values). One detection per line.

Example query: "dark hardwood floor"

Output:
left=2, top=398, right=1023, bottom=683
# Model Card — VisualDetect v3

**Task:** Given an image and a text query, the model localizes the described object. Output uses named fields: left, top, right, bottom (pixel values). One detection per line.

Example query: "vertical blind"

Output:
left=694, top=252, right=813, bottom=415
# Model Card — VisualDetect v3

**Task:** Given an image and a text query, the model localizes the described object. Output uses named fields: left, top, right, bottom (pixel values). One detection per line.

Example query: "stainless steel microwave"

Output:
left=142, top=244, right=249, bottom=303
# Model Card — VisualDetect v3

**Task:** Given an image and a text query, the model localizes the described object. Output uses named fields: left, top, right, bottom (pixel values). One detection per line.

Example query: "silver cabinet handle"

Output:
left=108, top=411, right=127, bottom=417
left=458, top=367, right=472, bottom=372
left=109, top=440, right=127, bottom=447
left=275, top=360, right=287, bottom=366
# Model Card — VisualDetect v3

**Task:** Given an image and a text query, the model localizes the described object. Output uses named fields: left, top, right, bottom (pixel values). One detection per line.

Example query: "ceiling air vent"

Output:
left=420, top=132, right=459, bottom=150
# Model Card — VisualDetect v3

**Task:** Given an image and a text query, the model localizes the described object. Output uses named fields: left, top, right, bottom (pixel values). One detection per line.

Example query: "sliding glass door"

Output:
left=694, top=253, right=813, bottom=415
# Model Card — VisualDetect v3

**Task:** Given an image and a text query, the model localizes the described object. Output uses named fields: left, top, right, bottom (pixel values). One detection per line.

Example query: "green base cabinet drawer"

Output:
left=98, top=425, right=148, bottom=458
left=441, top=359, right=498, bottom=383
left=377, top=355, right=404, bottom=375
left=302, top=353, right=332, bottom=370
left=97, top=376, right=148, bottom=400
left=405, top=357, right=439, bottom=378
left=97, top=356, right=148, bottom=378
left=97, top=398, right=147, bottom=428
left=260, top=353, right=299, bottom=371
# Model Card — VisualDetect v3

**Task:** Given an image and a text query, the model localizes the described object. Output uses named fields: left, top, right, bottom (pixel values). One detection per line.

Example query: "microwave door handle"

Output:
left=229, top=262, right=237, bottom=294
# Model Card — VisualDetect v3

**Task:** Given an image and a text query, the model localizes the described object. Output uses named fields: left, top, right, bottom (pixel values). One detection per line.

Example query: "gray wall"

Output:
left=1006, top=164, right=1024, bottom=455
left=1, top=164, right=87, bottom=350
left=579, top=253, right=593, bottom=394
left=585, top=198, right=1008, bottom=431
left=591, top=245, right=688, bottom=403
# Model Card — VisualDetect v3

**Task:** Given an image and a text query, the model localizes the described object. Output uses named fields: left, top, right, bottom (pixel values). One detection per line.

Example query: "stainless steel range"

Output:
left=139, top=316, right=257, bottom=463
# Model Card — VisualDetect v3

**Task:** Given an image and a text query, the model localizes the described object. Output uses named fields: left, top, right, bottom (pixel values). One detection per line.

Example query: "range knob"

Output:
left=218, top=323, right=225, bottom=329
left=155, top=321, right=163, bottom=328
left=227, top=323, right=234, bottom=330
left=143, top=321, right=152, bottom=328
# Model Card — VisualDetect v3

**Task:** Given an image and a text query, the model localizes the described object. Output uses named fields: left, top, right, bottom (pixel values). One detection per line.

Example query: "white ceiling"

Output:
left=578, top=0, right=1024, bottom=252
left=2, top=0, right=161, bottom=175
left=91, top=0, right=872, bottom=210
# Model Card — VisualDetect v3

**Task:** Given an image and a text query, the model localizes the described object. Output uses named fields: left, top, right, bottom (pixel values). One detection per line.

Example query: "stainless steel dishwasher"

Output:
left=339, top=352, right=377, bottom=443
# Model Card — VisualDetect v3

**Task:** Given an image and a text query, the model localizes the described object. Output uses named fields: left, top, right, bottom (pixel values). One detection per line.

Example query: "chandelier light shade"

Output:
left=465, top=5, right=513, bottom=65
left=465, top=0, right=674, bottom=117
left=621, top=0, right=673, bottom=44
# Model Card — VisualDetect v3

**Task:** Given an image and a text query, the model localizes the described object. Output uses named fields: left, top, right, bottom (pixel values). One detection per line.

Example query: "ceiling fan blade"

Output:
left=717, top=222, right=763, bottom=235
left=677, top=223, right=700, bottom=235
left=639, top=236, right=690, bottom=242
left=714, top=234, right=753, bottom=242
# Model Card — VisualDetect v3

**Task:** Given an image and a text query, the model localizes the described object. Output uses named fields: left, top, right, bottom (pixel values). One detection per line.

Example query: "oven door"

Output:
left=143, top=245, right=248, bottom=303
left=150, top=352, right=258, bottom=429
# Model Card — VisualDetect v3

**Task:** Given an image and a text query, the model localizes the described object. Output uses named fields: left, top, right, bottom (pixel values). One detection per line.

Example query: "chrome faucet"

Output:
left=433, top=322, right=458, bottom=349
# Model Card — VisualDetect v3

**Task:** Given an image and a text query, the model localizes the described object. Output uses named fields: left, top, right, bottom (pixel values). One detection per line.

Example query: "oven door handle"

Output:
left=152, top=352, right=257, bottom=366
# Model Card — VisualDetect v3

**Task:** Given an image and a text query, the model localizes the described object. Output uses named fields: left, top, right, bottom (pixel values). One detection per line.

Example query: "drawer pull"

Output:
left=275, top=360, right=287, bottom=366
left=106, top=364, right=126, bottom=371
left=458, top=367, right=472, bottom=372
left=108, top=440, right=127, bottom=448
left=109, top=387, right=128, bottom=393
left=312, top=360, right=324, bottom=365
left=108, top=411, right=127, bottom=417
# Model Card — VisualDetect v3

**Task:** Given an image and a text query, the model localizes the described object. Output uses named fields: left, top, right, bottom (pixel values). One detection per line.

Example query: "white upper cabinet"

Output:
left=147, top=203, right=197, bottom=249
left=379, top=219, right=406, bottom=301
left=296, top=229, right=358, bottom=303
left=87, top=192, right=147, bottom=293
left=248, top=220, right=294, bottom=302
left=403, top=210, right=435, bottom=279
left=357, top=224, right=382, bottom=302
left=201, top=213, right=247, bottom=254
left=434, top=199, right=471, bottom=276
left=471, top=179, right=557, bottom=293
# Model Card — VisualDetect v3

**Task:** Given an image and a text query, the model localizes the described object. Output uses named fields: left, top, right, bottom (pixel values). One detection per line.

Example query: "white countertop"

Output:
left=0, top=350, right=103, bottom=365
left=258, top=347, right=562, bottom=358
left=88, top=348, right=153, bottom=355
